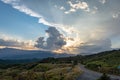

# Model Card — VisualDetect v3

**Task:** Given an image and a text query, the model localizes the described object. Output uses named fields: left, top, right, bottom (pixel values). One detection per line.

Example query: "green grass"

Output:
left=0, top=63, right=82, bottom=80
left=83, top=50, right=120, bottom=75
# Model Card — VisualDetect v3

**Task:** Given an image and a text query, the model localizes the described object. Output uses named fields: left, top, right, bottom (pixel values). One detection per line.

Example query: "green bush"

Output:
left=97, top=73, right=111, bottom=80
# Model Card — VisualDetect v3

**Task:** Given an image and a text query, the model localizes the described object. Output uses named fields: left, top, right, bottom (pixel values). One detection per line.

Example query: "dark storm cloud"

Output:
left=35, top=27, right=66, bottom=50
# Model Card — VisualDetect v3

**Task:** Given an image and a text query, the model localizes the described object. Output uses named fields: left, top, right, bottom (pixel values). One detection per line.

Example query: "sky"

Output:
left=0, top=0, right=120, bottom=54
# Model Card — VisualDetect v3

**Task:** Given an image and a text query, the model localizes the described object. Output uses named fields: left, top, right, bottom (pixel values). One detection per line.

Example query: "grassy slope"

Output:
left=0, top=63, right=82, bottom=80
left=83, top=50, right=120, bottom=75
left=38, top=49, right=120, bottom=75
left=83, top=50, right=120, bottom=66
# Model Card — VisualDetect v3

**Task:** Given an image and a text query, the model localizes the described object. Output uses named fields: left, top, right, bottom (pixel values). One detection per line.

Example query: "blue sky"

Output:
left=0, top=0, right=120, bottom=54
left=0, top=1, right=48, bottom=40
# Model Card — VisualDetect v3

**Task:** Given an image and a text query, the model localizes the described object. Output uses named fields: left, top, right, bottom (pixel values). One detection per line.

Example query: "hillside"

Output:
left=40, top=49, right=120, bottom=75
left=82, top=49, right=120, bottom=75
left=83, top=49, right=120, bottom=65
left=0, top=62, right=82, bottom=80
left=39, top=49, right=120, bottom=65
left=0, top=49, right=120, bottom=80
left=0, top=48, right=74, bottom=59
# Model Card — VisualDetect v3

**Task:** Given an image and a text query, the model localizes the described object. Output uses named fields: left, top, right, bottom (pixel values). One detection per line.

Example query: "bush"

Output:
left=85, top=63, right=98, bottom=70
left=97, top=73, right=111, bottom=80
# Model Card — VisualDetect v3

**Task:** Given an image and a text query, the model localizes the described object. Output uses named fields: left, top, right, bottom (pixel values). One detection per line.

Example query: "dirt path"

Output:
left=76, top=64, right=120, bottom=80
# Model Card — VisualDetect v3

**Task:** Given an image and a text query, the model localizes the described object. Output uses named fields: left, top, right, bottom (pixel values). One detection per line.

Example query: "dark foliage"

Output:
left=97, top=73, right=111, bottom=80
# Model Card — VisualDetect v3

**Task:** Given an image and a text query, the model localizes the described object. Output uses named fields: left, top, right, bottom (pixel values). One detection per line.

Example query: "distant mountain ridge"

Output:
left=0, top=48, right=74, bottom=59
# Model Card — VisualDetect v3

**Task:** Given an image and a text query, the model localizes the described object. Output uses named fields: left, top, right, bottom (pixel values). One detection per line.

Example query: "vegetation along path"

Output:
left=76, top=64, right=120, bottom=80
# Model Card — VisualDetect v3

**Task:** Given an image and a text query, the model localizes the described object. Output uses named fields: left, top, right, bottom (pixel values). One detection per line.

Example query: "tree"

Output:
left=97, top=73, right=111, bottom=80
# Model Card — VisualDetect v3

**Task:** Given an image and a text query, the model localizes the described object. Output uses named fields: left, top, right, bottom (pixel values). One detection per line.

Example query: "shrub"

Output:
left=97, top=73, right=111, bottom=80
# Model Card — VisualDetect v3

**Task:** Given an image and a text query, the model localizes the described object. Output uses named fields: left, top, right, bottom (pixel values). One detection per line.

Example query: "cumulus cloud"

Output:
left=64, top=1, right=89, bottom=14
left=35, top=27, right=66, bottom=50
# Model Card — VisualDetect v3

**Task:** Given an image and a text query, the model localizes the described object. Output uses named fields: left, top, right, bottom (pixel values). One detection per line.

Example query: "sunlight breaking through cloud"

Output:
left=1, top=0, right=120, bottom=54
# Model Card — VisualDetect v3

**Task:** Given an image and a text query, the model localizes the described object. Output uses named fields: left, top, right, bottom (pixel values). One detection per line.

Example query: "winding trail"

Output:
left=76, top=64, right=120, bottom=80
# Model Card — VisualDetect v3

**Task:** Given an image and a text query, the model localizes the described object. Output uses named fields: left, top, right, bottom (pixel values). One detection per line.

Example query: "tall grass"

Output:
left=0, top=63, right=82, bottom=80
